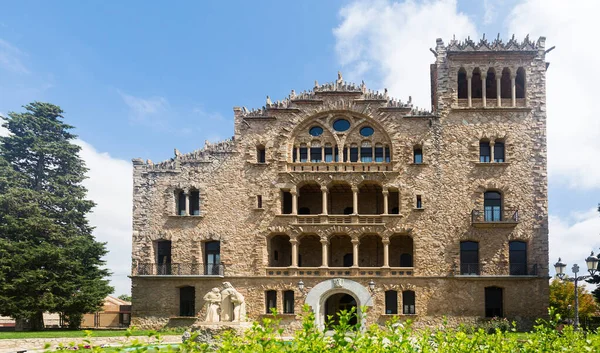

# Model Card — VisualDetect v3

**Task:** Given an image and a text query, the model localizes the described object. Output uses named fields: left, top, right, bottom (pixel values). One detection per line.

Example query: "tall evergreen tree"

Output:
left=0, top=102, right=112, bottom=330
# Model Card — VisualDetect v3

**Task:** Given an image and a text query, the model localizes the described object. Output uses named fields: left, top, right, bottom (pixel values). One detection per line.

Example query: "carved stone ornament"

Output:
left=333, top=278, right=345, bottom=288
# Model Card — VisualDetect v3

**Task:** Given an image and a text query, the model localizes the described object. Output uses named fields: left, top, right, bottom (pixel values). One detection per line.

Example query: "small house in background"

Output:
left=81, top=296, right=131, bottom=328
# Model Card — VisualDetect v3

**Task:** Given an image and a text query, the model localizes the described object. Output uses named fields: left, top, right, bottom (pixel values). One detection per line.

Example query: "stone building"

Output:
left=130, top=36, right=550, bottom=331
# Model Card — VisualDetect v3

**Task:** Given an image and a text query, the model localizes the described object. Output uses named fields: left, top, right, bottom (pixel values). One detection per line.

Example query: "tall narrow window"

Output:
left=480, top=140, right=491, bottom=162
left=494, top=142, right=505, bottom=162
left=457, top=68, right=467, bottom=99
left=257, top=195, right=263, bottom=209
left=283, top=290, right=294, bottom=314
left=179, top=286, right=195, bottom=317
left=486, top=68, right=497, bottom=99
left=516, top=67, right=526, bottom=99
left=413, top=147, right=423, bottom=164
left=485, top=287, right=503, bottom=317
left=484, top=191, right=502, bottom=221
left=281, top=190, right=292, bottom=214
left=509, top=241, right=527, bottom=275
left=205, top=241, right=221, bottom=275
left=177, top=191, right=186, bottom=216
left=350, top=144, right=359, bottom=162
left=385, top=146, right=391, bottom=163
left=292, top=147, right=297, bottom=162
left=257, top=145, right=266, bottom=163
left=324, top=143, right=333, bottom=162
left=385, top=290, right=398, bottom=314
left=299, top=144, right=308, bottom=162
left=311, top=141, right=322, bottom=163
left=156, top=240, right=172, bottom=275
left=266, top=290, right=277, bottom=314
left=334, top=146, right=339, bottom=162
left=402, top=291, right=415, bottom=314
left=472, top=68, right=482, bottom=98
left=460, top=241, right=479, bottom=275
left=501, top=68, right=511, bottom=99
left=374, top=144, right=384, bottom=162
left=416, top=195, right=422, bottom=209
left=190, top=190, right=200, bottom=215
left=360, top=141, right=372, bottom=162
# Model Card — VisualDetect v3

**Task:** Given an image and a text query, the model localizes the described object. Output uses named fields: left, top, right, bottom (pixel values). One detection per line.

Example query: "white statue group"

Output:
left=202, top=282, right=246, bottom=323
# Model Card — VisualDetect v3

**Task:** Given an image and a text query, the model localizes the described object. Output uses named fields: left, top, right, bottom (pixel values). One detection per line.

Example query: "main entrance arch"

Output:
left=304, top=278, right=373, bottom=330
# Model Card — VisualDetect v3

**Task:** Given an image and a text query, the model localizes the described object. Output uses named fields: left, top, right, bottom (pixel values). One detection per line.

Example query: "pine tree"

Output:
left=0, top=102, right=112, bottom=330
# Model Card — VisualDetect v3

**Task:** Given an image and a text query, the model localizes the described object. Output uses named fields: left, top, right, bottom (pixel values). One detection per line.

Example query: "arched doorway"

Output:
left=324, top=293, right=358, bottom=329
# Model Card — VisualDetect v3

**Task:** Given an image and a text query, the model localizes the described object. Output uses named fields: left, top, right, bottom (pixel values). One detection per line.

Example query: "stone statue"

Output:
left=266, top=95, right=272, bottom=107
left=337, top=71, right=343, bottom=82
left=202, top=288, right=222, bottom=323
left=220, top=282, right=246, bottom=322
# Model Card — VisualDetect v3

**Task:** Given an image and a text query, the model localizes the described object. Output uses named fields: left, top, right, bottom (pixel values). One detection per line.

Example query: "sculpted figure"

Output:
left=202, top=288, right=221, bottom=323
left=231, top=289, right=246, bottom=322
left=221, top=282, right=246, bottom=322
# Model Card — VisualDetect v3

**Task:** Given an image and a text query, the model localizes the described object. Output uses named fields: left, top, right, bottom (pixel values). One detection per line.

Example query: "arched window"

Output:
left=494, top=141, right=505, bottom=162
left=310, top=141, right=322, bottom=163
left=385, top=290, right=398, bottom=314
left=460, top=241, right=479, bottom=275
left=485, top=287, right=503, bottom=317
left=360, top=141, right=372, bottom=163
left=516, top=67, right=526, bottom=98
left=257, top=145, right=266, bottom=163
left=509, top=241, right=527, bottom=275
left=374, top=143, right=384, bottom=163
left=479, top=140, right=491, bottom=163
left=472, top=68, right=482, bottom=99
left=413, top=146, right=423, bottom=164
left=484, top=191, right=502, bottom=221
left=402, top=290, right=415, bottom=314
left=486, top=68, right=497, bottom=99
left=501, top=68, right=511, bottom=99
left=457, top=68, right=468, bottom=99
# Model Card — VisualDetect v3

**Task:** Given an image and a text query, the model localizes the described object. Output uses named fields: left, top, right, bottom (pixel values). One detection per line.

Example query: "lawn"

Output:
left=0, top=329, right=167, bottom=340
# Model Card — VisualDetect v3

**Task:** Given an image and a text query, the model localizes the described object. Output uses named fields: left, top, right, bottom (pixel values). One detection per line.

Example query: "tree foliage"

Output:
left=549, top=279, right=597, bottom=320
left=118, top=294, right=132, bottom=302
left=0, top=102, right=112, bottom=330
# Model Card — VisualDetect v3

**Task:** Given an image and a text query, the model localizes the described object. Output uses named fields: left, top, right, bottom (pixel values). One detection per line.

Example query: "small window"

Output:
left=257, top=195, right=263, bottom=209
left=494, top=142, right=505, bottom=162
left=292, top=148, right=297, bottom=162
left=324, top=144, right=333, bottom=162
left=360, top=142, right=372, bottom=163
left=472, top=68, right=482, bottom=98
left=309, top=126, right=323, bottom=136
left=283, top=290, right=294, bottom=314
left=190, top=190, right=200, bottom=215
left=281, top=191, right=292, bottom=214
left=360, top=126, right=374, bottom=137
left=516, top=67, right=526, bottom=99
left=485, top=287, right=503, bottom=317
left=460, top=241, right=479, bottom=275
left=310, top=146, right=322, bottom=163
left=177, top=191, right=186, bottom=216
left=385, top=146, right=391, bottom=163
left=349, top=145, right=359, bottom=162
left=402, top=291, right=415, bottom=314
left=333, top=119, right=351, bottom=132
left=179, top=286, right=196, bottom=317
left=385, top=290, right=398, bottom=314
left=413, top=147, right=423, bottom=164
left=509, top=241, right=527, bottom=275
left=266, top=290, right=277, bottom=314
left=416, top=195, right=422, bottom=209
left=457, top=68, right=467, bottom=99
left=257, top=145, right=266, bottom=163
left=374, top=144, right=384, bottom=162
left=480, top=141, right=491, bottom=162
left=299, top=145, right=308, bottom=162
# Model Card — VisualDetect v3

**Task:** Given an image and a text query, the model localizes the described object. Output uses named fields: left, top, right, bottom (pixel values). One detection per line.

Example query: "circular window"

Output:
left=309, top=126, right=323, bottom=136
left=360, top=126, right=374, bottom=137
left=333, top=119, right=351, bottom=132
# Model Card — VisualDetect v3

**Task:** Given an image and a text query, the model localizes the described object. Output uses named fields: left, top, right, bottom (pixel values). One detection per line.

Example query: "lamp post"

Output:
left=553, top=252, right=599, bottom=330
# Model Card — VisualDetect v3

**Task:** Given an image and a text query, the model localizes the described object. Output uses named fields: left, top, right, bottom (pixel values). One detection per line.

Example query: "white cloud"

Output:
left=507, top=0, right=600, bottom=189
left=119, top=90, right=169, bottom=129
left=0, top=39, right=29, bottom=74
left=483, top=0, right=498, bottom=25
left=549, top=208, right=600, bottom=289
left=333, top=0, right=478, bottom=110
left=76, top=140, right=132, bottom=296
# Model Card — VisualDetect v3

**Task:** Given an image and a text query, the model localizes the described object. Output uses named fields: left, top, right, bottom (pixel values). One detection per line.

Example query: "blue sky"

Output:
left=1, top=0, right=599, bottom=295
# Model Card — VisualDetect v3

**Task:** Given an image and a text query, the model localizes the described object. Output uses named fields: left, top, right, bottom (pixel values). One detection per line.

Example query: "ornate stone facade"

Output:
left=131, top=36, right=549, bottom=331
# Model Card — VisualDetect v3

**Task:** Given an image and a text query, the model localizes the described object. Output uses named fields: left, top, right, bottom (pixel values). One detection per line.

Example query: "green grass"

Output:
left=0, top=330, right=163, bottom=340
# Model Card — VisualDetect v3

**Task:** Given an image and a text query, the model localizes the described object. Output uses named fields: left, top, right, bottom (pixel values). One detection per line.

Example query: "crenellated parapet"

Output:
left=445, top=34, right=544, bottom=53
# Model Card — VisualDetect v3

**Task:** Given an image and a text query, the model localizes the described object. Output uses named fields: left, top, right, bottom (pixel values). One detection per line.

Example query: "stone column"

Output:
left=467, top=73, right=472, bottom=108
left=496, top=77, right=502, bottom=107
left=357, top=145, right=361, bottom=162
left=296, top=146, right=300, bottom=162
left=307, top=146, right=311, bottom=162
left=382, top=189, right=389, bottom=215
left=511, top=74, right=516, bottom=107
left=291, top=189, right=298, bottom=215
left=382, top=146, right=386, bottom=163
left=322, top=146, right=325, bottom=162
left=185, top=192, right=190, bottom=216
left=481, top=73, right=487, bottom=108
left=320, top=239, right=329, bottom=268
left=382, top=239, right=390, bottom=268
left=352, top=186, right=359, bottom=215
left=490, top=140, right=495, bottom=163
left=351, top=238, right=360, bottom=268
left=290, top=239, right=298, bottom=268
left=321, top=186, right=328, bottom=215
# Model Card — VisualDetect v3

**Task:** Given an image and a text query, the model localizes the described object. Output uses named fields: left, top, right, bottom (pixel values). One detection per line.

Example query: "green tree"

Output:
left=549, top=279, right=597, bottom=321
left=118, top=294, right=132, bottom=302
left=0, top=102, right=112, bottom=330
left=588, top=204, right=600, bottom=304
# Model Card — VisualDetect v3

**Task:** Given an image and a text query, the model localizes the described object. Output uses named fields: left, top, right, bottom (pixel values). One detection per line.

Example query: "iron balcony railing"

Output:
left=135, top=263, right=225, bottom=276
left=457, top=263, right=540, bottom=276
left=471, top=208, right=519, bottom=224
left=460, top=263, right=480, bottom=275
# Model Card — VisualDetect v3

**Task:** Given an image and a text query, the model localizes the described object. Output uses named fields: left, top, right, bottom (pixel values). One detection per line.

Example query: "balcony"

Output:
left=265, top=267, right=414, bottom=277
left=471, top=208, right=519, bottom=228
left=287, top=162, right=392, bottom=172
left=455, top=263, right=541, bottom=277
left=134, top=263, right=225, bottom=276
left=289, top=214, right=389, bottom=225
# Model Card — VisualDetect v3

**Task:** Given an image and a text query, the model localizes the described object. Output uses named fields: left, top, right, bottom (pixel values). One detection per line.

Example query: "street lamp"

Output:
left=553, top=252, right=599, bottom=330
